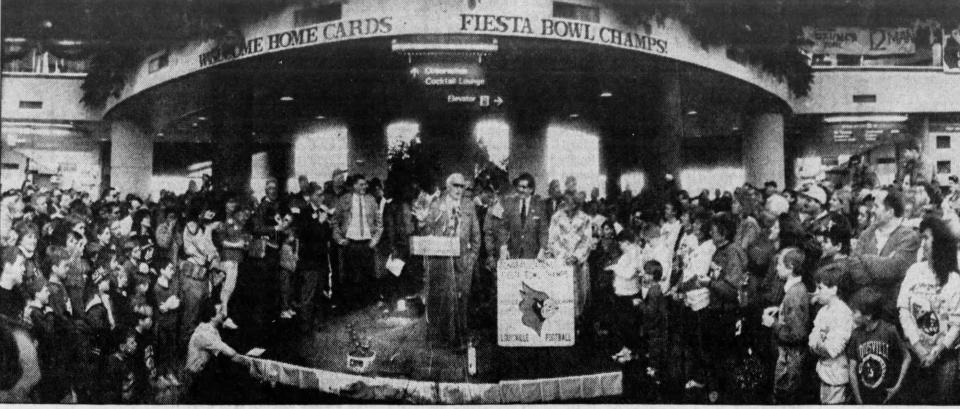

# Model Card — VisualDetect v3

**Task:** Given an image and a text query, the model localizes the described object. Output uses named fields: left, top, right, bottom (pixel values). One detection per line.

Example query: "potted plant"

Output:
left=346, top=327, right=376, bottom=373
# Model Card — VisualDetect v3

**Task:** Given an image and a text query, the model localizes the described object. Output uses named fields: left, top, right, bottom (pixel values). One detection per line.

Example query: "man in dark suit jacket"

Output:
left=332, top=174, right=383, bottom=309
left=489, top=173, right=549, bottom=263
left=295, top=186, right=334, bottom=331
left=851, top=190, right=919, bottom=318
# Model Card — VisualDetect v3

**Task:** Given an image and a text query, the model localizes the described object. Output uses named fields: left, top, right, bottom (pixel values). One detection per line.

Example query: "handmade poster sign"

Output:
left=497, top=259, right=575, bottom=347
left=410, top=236, right=460, bottom=257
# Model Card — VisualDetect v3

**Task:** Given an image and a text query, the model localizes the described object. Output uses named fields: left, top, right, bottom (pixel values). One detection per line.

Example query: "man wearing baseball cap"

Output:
left=798, top=185, right=829, bottom=231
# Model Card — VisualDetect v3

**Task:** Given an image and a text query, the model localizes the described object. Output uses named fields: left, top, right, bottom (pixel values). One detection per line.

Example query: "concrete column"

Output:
left=211, top=115, right=252, bottom=193
left=652, top=69, right=682, bottom=194
left=509, top=111, right=547, bottom=189
left=211, top=78, right=252, bottom=193
left=109, top=120, right=153, bottom=198
left=744, top=112, right=785, bottom=187
left=919, top=116, right=935, bottom=180
left=347, top=114, right=389, bottom=180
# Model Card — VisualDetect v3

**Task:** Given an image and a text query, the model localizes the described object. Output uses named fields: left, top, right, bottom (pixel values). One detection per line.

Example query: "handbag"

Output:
left=248, top=236, right=267, bottom=259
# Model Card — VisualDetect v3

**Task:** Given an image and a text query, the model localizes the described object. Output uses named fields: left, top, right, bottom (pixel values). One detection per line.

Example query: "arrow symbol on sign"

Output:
left=409, top=67, right=420, bottom=77
left=494, top=96, right=504, bottom=106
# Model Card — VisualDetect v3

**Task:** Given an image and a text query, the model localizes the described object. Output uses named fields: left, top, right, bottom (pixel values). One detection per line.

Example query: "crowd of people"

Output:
left=1, top=155, right=960, bottom=404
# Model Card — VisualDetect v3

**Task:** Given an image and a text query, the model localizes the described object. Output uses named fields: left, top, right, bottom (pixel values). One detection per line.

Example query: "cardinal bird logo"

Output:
left=518, top=282, right=558, bottom=336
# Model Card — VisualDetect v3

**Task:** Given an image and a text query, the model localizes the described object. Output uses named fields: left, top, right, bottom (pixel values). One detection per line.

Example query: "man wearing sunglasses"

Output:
left=419, top=173, right=481, bottom=348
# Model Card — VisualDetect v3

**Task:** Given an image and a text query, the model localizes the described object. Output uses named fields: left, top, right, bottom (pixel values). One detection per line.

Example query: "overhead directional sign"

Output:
left=410, top=62, right=486, bottom=87
left=443, top=92, right=504, bottom=108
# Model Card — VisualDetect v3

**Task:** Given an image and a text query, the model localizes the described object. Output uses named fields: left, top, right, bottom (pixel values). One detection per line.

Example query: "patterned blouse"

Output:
left=548, top=210, right=593, bottom=264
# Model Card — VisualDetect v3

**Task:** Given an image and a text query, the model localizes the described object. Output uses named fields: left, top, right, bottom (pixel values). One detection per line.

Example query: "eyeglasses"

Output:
left=451, top=183, right=466, bottom=189
left=517, top=184, right=531, bottom=190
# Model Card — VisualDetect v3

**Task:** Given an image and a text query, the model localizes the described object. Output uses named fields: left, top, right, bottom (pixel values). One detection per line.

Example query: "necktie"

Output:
left=452, top=205, right=460, bottom=234
left=357, top=195, right=365, bottom=237
left=521, top=199, right=527, bottom=227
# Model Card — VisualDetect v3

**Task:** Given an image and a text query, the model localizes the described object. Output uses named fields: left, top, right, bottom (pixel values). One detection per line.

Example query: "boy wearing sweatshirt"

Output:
left=809, top=264, right=854, bottom=404
left=763, top=247, right=810, bottom=404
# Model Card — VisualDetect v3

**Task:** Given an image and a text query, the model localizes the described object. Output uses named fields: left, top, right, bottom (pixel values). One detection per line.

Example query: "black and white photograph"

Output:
left=2, top=0, right=960, bottom=405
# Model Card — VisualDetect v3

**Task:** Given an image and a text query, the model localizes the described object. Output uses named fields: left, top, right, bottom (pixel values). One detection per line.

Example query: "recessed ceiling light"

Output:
left=823, top=115, right=908, bottom=123
left=192, top=122, right=198, bottom=128
left=687, top=110, right=698, bottom=116
left=157, top=132, right=164, bottom=137
left=316, top=115, right=326, bottom=119
left=280, top=96, right=294, bottom=101
left=600, top=92, right=612, bottom=98
left=569, top=113, right=580, bottom=118
left=197, top=116, right=207, bottom=121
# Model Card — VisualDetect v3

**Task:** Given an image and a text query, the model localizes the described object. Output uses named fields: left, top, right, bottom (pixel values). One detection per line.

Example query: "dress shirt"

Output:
left=346, top=194, right=371, bottom=240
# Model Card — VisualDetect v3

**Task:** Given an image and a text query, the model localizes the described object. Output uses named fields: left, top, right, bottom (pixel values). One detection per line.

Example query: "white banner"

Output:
left=244, top=356, right=621, bottom=403
left=802, top=26, right=915, bottom=55
left=497, top=259, right=575, bottom=347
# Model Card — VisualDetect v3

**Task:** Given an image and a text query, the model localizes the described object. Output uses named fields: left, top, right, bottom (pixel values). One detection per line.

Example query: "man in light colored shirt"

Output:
left=183, top=301, right=248, bottom=401
left=333, top=174, right=382, bottom=310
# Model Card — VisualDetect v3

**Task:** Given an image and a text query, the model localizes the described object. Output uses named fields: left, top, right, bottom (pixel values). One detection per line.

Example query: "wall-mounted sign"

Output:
left=410, top=63, right=486, bottom=87
left=930, top=123, right=960, bottom=132
left=433, top=92, right=504, bottom=110
left=459, top=14, right=668, bottom=54
left=825, top=122, right=908, bottom=144
left=199, top=17, right=394, bottom=67
left=801, top=27, right=915, bottom=55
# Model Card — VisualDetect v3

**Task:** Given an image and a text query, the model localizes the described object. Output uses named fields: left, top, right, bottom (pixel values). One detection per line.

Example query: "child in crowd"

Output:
left=847, top=287, right=910, bottom=405
left=763, top=247, right=809, bottom=404
left=131, top=304, right=159, bottom=403
left=813, top=219, right=851, bottom=269
left=608, top=229, right=642, bottom=363
left=809, top=264, right=854, bottom=404
left=0, top=249, right=27, bottom=319
left=45, top=246, right=74, bottom=318
left=103, top=329, right=140, bottom=404
left=639, top=260, right=667, bottom=371
left=129, top=275, right=152, bottom=309
left=124, top=237, right=155, bottom=284
left=279, top=215, right=299, bottom=320
left=24, top=280, right=73, bottom=403
left=153, top=259, right=181, bottom=384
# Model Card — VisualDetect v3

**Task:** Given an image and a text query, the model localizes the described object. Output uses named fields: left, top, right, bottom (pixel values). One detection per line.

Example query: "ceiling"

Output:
left=109, top=35, right=777, bottom=143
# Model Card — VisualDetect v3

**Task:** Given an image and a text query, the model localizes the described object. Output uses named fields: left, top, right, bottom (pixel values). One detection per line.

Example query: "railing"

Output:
left=1, top=50, right=88, bottom=75
left=809, top=43, right=945, bottom=70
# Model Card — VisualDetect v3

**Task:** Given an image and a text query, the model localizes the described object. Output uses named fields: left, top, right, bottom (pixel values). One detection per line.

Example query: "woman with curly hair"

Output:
left=897, top=216, right=960, bottom=404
